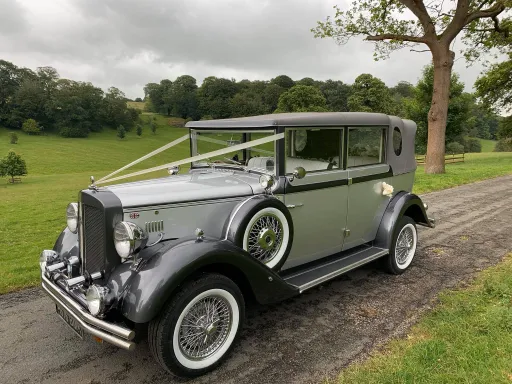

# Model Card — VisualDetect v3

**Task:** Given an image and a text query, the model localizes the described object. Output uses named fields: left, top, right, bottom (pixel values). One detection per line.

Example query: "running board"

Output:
left=282, top=246, right=388, bottom=292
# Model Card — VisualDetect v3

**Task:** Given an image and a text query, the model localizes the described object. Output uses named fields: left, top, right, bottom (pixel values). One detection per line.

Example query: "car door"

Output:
left=281, top=127, right=348, bottom=269
left=343, top=126, right=392, bottom=250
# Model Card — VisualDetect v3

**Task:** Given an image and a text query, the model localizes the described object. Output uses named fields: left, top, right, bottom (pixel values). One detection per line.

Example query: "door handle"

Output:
left=286, top=203, right=304, bottom=209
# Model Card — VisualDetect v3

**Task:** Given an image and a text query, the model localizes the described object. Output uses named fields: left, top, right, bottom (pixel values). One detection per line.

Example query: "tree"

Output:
left=405, top=65, right=471, bottom=153
left=22, top=118, right=41, bottom=135
left=319, top=80, right=352, bottom=112
left=135, top=97, right=143, bottom=102
left=0, top=150, right=27, bottom=183
left=270, top=75, right=295, bottom=90
left=274, top=85, right=328, bottom=113
left=197, top=77, right=238, bottom=119
left=313, top=1, right=510, bottom=174
left=347, top=74, right=396, bottom=114
left=117, top=125, right=126, bottom=139
left=262, top=83, right=285, bottom=112
left=136, top=124, right=142, bottom=137
left=231, top=92, right=266, bottom=117
left=150, top=120, right=157, bottom=135
left=167, top=75, right=199, bottom=119
left=476, top=53, right=512, bottom=110
left=9, top=132, right=18, bottom=144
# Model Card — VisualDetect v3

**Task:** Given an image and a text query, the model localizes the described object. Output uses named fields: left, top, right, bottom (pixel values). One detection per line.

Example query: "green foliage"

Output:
left=320, top=80, right=351, bottom=112
left=463, top=137, right=482, bottom=153
left=275, top=85, right=328, bottom=113
left=348, top=74, right=396, bottom=114
left=134, top=97, right=143, bottom=102
left=59, top=126, right=89, bottom=138
left=476, top=54, right=512, bottom=111
left=405, top=65, right=471, bottom=152
left=136, top=124, right=142, bottom=137
left=9, top=132, right=18, bottom=144
left=166, top=75, right=199, bottom=119
left=117, top=125, right=126, bottom=139
left=446, top=142, right=464, bottom=154
left=497, top=116, right=512, bottom=140
left=494, top=138, right=512, bottom=152
left=21, top=119, right=41, bottom=135
left=270, top=75, right=295, bottom=90
left=150, top=120, right=157, bottom=135
left=0, top=150, right=27, bottom=182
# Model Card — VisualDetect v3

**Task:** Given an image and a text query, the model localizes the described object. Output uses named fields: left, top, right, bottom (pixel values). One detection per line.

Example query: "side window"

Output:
left=285, top=128, right=342, bottom=173
left=393, top=127, right=402, bottom=156
left=347, top=127, right=385, bottom=167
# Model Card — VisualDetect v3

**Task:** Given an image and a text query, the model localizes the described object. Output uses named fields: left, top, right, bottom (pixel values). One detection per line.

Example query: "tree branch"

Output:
left=398, top=0, right=437, bottom=36
left=366, top=33, right=427, bottom=43
left=465, top=1, right=506, bottom=25
left=442, top=0, right=506, bottom=43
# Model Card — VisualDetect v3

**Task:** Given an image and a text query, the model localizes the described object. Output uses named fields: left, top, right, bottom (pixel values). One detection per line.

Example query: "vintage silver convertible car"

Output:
left=40, top=112, right=434, bottom=376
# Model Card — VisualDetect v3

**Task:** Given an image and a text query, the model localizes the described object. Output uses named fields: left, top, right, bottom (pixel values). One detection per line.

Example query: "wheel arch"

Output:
left=119, top=237, right=298, bottom=324
left=374, top=191, right=431, bottom=250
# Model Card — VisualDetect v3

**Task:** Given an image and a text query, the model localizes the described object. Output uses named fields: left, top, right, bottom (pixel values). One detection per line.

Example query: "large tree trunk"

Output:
left=425, top=48, right=455, bottom=174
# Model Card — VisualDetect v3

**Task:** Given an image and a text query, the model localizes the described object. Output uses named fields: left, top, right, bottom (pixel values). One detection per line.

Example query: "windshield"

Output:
left=190, top=130, right=276, bottom=174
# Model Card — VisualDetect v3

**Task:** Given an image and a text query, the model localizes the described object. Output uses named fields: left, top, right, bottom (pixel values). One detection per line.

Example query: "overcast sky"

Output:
left=0, top=0, right=493, bottom=99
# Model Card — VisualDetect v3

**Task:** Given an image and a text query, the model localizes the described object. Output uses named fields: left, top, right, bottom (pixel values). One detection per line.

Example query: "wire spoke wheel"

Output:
left=394, top=223, right=417, bottom=267
left=178, top=295, right=233, bottom=360
left=246, top=213, right=284, bottom=264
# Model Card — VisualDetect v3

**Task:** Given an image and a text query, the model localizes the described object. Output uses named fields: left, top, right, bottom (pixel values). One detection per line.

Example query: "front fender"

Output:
left=374, top=192, right=432, bottom=250
left=119, top=237, right=299, bottom=323
left=52, top=227, right=79, bottom=261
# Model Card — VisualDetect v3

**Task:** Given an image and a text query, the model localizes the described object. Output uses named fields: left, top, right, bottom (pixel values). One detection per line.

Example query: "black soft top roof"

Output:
left=186, top=112, right=393, bottom=129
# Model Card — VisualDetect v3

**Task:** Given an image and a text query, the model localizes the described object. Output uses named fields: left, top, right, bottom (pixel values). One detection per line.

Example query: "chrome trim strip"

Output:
left=42, top=282, right=135, bottom=351
left=79, top=201, right=85, bottom=274
left=123, top=197, right=245, bottom=212
left=296, top=249, right=389, bottom=293
left=41, top=269, right=135, bottom=343
left=223, top=195, right=262, bottom=240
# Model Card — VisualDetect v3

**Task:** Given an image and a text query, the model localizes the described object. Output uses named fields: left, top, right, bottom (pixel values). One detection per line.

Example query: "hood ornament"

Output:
left=89, top=176, right=98, bottom=191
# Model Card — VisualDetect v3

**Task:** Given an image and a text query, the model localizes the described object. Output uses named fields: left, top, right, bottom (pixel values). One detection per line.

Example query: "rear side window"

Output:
left=393, top=127, right=402, bottom=156
left=347, top=127, right=385, bottom=167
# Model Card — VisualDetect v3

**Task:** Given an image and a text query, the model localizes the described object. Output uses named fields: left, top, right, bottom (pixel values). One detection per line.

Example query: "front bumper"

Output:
left=41, top=263, right=136, bottom=351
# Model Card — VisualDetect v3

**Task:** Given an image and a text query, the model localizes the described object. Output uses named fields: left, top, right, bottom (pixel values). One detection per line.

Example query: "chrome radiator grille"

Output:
left=82, top=204, right=106, bottom=273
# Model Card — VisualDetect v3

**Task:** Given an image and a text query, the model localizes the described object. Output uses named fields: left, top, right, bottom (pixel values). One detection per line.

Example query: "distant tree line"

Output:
left=144, top=69, right=502, bottom=154
left=0, top=59, right=140, bottom=138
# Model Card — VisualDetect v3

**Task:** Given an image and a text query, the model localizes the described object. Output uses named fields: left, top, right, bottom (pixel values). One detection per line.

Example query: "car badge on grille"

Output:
left=129, top=212, right=140, bottom=219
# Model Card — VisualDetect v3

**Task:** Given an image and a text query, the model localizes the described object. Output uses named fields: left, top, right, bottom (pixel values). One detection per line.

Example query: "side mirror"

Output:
left=293, top=166, right=306, bottom=180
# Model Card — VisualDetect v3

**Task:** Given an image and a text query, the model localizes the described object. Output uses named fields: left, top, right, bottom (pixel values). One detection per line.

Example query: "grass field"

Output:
left=333, top=253, right=512, bottom=384
left=0, top=122, right=511, bottom=294
left=127, top=101, right=146, bottom=110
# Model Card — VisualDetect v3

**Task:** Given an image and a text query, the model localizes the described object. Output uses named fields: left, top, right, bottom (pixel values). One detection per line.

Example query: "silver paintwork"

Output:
left=107, top=172, right=256, bottom=208
left=282, top=169, right=349, bottom=269
left=178, top=294, right=232, bottom=360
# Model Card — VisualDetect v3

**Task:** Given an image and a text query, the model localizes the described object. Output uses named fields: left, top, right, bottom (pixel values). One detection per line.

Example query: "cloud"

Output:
left=0, top=0, right=492, bottom=99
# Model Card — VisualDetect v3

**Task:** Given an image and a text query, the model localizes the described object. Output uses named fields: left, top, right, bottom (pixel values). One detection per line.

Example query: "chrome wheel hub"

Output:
left=396, top=226, right=414, bottom=265
left=258, top=228, right=276, bottom=250
left=178, top=296, right=232, bottom=360
left=247, top=214, right=283, bottom=264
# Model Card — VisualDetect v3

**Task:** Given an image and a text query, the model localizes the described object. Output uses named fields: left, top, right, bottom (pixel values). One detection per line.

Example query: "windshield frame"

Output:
left=189, top=128, right=277, bottom=174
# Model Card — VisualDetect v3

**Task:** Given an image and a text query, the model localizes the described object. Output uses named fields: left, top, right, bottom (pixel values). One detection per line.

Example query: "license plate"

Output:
left=56, top=304, right=84, bottom=339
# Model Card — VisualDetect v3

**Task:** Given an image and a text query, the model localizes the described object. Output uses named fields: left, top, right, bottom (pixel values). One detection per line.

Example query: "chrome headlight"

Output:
left=113, top=221, right=148, bottom=259
left=66, top=203, right=78, bottom=233
left=86, top=284, right=109, bottom=317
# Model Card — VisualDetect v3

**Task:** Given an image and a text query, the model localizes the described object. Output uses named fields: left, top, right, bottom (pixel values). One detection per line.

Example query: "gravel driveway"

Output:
left=2, top=175, right=512, bottom=384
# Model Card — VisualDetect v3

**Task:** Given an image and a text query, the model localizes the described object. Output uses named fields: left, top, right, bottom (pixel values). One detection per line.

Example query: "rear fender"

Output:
left=119, top=237, right=299, bottom=323
left=374, top=192, right=432, bottom=250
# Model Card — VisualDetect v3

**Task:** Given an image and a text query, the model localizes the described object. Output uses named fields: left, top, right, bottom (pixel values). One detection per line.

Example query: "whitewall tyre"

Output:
left=385, top=216, right=418, bottom=275
left=242, top=207, right=291, bottom=270
left=148, top=274, right=244, bottom=377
